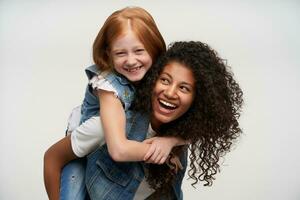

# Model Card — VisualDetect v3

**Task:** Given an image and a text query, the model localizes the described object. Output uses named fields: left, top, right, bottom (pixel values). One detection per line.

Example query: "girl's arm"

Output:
left=98, top=89, right=150, bottom=161
left=43, top=135, right=77, bottom=200
left=98, top=89, right=187, bottom=163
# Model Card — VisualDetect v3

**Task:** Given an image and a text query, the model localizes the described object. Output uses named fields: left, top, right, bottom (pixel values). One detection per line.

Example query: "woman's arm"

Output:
left=43, top=135, right=77, bottom=200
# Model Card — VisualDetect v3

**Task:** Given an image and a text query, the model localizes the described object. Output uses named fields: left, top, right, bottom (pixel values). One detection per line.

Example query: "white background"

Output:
left=1, top=1, right=300, bottom=199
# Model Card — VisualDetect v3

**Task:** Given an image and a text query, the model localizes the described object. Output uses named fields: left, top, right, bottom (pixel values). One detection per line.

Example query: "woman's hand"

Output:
left=143, top=137, right=178, bottom=164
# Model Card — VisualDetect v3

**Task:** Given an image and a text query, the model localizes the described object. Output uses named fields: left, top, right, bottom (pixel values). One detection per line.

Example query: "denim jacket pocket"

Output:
left=95, top=146, right=143, bottom=187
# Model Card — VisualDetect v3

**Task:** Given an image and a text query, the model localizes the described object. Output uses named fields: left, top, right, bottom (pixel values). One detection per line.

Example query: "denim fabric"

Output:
left=60, top=65, right=135, bottom=200
left=61, top=65, right=186, bottom=200
left=171, top=149, right=187, bottom=200
left=60, top=158, right=89, bottom=200
left=80, top=65, right=135, bottom=124
left=85, top=112, right=149, bottom=200
left=85, top=111, right=187, bottom=200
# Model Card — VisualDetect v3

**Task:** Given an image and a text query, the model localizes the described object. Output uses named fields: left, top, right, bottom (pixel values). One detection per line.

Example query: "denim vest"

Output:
left=85, top=111, right=150, bottom=199
left=82, top=65, right=186, bottom=199
left=80, top=65, right=135, bottom=124
left=86, top=112, right=187, bottom=200
left=85, top=112, right=187, bottom=200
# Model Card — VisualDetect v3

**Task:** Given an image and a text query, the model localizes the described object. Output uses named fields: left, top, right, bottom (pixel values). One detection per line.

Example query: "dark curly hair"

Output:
left=133, top=41, right=243, bottom=193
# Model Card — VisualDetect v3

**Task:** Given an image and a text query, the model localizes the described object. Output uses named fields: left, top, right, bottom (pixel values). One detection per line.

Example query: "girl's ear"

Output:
left=105, top=47, right=111, bottom=58
left=106, top=49, right=114, bottom=69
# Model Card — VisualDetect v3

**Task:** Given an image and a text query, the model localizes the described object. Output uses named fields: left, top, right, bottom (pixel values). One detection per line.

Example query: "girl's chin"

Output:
left=125, top=73, right=146, bottom=82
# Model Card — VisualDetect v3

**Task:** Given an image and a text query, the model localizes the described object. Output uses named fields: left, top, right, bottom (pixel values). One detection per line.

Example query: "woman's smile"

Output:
left=151, top=61, right=195, bottom=127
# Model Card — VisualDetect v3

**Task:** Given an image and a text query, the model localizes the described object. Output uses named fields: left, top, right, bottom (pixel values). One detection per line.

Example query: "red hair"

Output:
left=93, top=7, right=166, bottom=70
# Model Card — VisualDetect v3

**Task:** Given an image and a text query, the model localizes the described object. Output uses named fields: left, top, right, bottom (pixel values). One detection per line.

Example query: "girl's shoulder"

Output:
left=104, top=71, right=130, bottom=87
left=85, top=65, right=101, bottom=80
left=84, top=65, right=132, bottom=88
left=103, top=72, right=135, bottom=103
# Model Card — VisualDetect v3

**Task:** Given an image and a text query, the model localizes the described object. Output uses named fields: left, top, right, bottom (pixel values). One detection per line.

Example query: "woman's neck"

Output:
left=150, top=116, right=162, bottom=132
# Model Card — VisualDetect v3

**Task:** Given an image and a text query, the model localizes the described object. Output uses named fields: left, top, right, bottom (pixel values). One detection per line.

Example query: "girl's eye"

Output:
left=115, top=52, right=125, bottom=56
left=135, top=49, right=145, bottom=54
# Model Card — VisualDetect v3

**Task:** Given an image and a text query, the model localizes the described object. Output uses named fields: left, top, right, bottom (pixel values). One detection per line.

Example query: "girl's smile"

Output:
left=110, top=29, right=152, bottom=82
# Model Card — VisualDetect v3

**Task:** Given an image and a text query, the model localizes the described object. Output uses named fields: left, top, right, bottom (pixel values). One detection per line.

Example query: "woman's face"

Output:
left=151, top=61, right=196, bottom=128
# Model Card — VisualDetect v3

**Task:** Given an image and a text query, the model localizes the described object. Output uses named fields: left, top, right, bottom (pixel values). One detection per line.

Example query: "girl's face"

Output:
left=110, top=29, right=152, bottom=82
left=151, top=61, right=196, bottom=127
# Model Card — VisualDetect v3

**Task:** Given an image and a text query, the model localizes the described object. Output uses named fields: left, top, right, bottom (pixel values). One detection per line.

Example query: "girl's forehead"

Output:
left=110, top=30, right=144, bottom=50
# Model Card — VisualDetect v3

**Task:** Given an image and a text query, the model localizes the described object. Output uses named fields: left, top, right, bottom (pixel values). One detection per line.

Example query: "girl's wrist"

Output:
left=171, top=136, right=189, bottom=146
left=170, top=136, right=182, bottom=146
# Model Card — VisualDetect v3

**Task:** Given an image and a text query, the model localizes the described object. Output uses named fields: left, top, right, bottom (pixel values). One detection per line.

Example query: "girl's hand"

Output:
left=143, top=137, right=177, bottom=164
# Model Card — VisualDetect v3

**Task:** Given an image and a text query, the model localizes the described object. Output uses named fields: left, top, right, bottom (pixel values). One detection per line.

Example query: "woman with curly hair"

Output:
left=85, top=41, right=243, bottom=199
left=134, top=41, right=244, bottom=197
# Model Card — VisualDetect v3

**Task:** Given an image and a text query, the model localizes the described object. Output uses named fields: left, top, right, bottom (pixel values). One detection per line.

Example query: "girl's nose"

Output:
left=126, top=53, right=137, bottom=66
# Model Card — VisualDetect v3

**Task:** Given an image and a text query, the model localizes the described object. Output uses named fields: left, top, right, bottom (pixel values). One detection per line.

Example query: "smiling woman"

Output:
left=133, top=41, right=244, bottom=195
left=151, top=61, right=196, bottom=129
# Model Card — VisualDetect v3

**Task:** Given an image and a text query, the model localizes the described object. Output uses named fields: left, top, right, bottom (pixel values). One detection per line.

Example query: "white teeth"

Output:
left=126, top=66, right=142, bottom=72
left=159, top=100, right=176, bottom=108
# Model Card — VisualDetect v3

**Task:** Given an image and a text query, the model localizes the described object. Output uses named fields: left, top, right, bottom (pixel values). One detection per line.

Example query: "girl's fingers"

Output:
left=144, top=145, right=155, bottom=161
left=155, top=154, right=163, bottom=164
left=158, top=155, right=168, bottom=164
left=148, top=147, right=161, bottom=163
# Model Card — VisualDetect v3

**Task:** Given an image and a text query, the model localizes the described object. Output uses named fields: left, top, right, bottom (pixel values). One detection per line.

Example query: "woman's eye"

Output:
left=160, top=78, right=169, bottom=84
left=180, top=86, right=190, bottom=93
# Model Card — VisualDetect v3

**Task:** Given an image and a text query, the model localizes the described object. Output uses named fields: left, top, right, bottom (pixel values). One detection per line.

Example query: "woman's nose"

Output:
left=164, top=85, right=177, bottom=99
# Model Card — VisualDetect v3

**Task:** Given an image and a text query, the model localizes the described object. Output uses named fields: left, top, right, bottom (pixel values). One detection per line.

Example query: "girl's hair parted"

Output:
left=93, top=6, right=166, bottom=71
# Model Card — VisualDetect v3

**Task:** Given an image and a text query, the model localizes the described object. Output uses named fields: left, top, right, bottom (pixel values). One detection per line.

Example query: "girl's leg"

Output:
left=60, top=158, right=89, bottom=200
left=60, top=106, right=89, bottom=200
left=60, top=106, right=104, bottom=199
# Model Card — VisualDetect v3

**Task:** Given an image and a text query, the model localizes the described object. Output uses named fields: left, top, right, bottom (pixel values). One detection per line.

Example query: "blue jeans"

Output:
left=60, top=158, right=89, bottom=200
left=60, top=149, right=141, bottom=200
